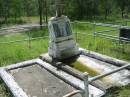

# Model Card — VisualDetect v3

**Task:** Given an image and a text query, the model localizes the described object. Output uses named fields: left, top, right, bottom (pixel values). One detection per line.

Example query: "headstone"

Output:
left=119, top=28, right=130, bottom=41
left=48, top=15, right=80, bottom=59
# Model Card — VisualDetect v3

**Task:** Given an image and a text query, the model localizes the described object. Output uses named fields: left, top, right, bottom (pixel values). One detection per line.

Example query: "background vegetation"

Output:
left=1, top=0, right=130, bottom=26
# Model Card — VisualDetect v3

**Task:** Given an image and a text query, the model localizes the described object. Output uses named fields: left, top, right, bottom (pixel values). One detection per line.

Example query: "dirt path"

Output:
left=0, top=24, right=47, bottom=35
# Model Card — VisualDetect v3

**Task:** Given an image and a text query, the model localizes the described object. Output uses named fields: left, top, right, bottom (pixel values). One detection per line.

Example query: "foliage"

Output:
left=0, top=0, right=130, bottom=25
left=104, top=84, right=130, bottom=97
left=63, top=0, right=130, bottom=20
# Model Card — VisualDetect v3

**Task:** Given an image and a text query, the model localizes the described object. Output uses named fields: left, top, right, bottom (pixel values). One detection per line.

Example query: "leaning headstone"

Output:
left=119, top=28, right=130, bottom=42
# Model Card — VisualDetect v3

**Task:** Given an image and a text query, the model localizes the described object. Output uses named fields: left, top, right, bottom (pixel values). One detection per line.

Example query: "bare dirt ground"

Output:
left=0, top=24, right=47, bottom=35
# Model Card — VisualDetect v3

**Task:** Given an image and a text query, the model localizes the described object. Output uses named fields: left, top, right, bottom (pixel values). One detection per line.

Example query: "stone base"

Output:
left=40, top=52, right=130, bottom=89
left=9, top=65, right=80, bottom=97
left=0, top=59, right=105, bottom=97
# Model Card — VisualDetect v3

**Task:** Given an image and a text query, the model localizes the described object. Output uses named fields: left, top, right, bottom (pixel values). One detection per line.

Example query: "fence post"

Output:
left=72, top=21, right=77, bottom=42
left=75, top=21, right=78, bottom=42
left=28, top=31, right=31, bottom=48
left=82, top=72, right=89, bottom=97
left=118, top=25, right=121, bottom=44
left=125, top=20, right=127, bottom=26
left=93, top=22, right=96, bottom=46
left=93, top=22, right=96, bottom=37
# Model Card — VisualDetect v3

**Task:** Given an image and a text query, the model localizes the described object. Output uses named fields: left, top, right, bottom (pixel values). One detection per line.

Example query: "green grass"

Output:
left=104, top=85, right=130, bottom=97
left=0, top=22, right=130, bottom=97
left=0, top=80, right=12, bottom=97
left=0, top=29, right=49, bottom=97
left=0, top=28, right=49, bottom=65
left=73, top=22, right=130, bottom=61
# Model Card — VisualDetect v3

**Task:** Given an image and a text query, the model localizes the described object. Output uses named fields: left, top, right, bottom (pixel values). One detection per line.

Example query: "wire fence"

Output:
left=1, top=20, right=130, bottom=44
left=71, top=21, right=130, bottom=61
left=72, top=21, right=130, bottom=43
left=0, top=20, right=130, bottom=61
left=94, top=23, right=130, bottom=44
left=0, top=24, right=48, bottom=45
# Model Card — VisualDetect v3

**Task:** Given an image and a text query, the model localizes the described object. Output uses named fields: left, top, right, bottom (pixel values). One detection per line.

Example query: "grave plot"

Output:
left=40, top=48, right=130, bottom=89
left=0, top=59, right=105, bottom=97
left=9, top=65, right=80, bottom=97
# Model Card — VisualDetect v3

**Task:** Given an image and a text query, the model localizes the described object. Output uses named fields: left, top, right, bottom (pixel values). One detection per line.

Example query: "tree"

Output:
left=99, top=0, right=113, bottom=19
left=115, top=0, right=127, bottom=18
left=38, top=0, right=43, bottom=29
left=44, top=0, right=48, bottom=24
left=0, top=0, right=11, bottom=23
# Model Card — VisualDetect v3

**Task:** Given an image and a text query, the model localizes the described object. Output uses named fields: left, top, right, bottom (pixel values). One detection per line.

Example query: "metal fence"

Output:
left=0, top=21, right=130, bottom=59
left=93, top=23, right=130, bottom=43
left=73, top=21, right=130, bottom=43
left=0, top=25, right=48, bottom=46
left=1, top=20, right=130, bottom=44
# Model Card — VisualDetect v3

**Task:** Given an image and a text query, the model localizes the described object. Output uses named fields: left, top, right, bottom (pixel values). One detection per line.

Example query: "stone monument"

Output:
left=48, top=0, right=80, bottom=60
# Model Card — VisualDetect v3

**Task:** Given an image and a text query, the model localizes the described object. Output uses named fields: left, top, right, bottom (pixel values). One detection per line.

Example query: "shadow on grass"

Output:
left=104, top=84, right=130, bottom=97
left=0, top=79, right=13, bottom=97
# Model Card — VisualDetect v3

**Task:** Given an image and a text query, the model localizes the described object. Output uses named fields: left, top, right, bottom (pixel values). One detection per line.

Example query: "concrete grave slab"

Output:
left=9, top=65, right=81, bottom=97
left=79, top=48, right=130, bottom=87
left=77, top=55, right=130, bottom=87
left=0, top=59, right=105, bottom=97
left=40, top=52, right=130, bottom=89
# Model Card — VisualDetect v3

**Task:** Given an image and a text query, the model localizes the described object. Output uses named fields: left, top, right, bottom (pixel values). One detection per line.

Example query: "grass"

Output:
left=0, top=29, right=49, bottom=67
left=0, top=82, right=11, bottom=97
left=72, top=22, right=130, bottom=61
left=0, top=21, right=130, bottom=97
left=104, top=85, right=130, bottom=97
left=0, top=29, right=49, bottom=97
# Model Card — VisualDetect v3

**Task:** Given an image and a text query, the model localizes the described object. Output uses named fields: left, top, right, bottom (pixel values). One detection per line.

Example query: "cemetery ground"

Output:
left=0, top=22, right=130, bottom=97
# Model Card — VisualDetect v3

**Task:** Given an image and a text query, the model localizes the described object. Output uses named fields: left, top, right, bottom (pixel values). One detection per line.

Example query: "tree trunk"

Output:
left=45, top=0, right=48, bottom=24
left=121, top=9, right=124, bottom=18
left=38, top=0, right=43, bottom=29
left=105, top=9, right=108, bottom=20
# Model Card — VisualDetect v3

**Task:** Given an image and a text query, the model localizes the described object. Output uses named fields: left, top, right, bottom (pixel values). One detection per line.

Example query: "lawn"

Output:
left=0, top=21, right=130, bottom=97
left=73, top=22, right=130, bottom=61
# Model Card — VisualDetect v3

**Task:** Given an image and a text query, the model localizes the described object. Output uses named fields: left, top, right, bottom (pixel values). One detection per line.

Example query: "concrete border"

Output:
left=0, top=69, right=28, bottom=97
left=0, top=59, right=38, bottom=97
left=0, top=58, right=105, bottom=97
left=80, top=48, right=130, bottom=69
left=0, top=48, right=130, bottom=97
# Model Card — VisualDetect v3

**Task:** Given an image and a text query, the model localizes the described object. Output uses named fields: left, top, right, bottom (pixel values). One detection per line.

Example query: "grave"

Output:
left=120, top=28, right=130, bottom=41
left=0, top=59, right=105, bottom=97
left=9, top=65, right=81, bottom=97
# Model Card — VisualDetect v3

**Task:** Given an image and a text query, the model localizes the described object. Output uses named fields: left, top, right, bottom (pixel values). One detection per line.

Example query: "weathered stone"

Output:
left=10, top=65, right=81, bottom=97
